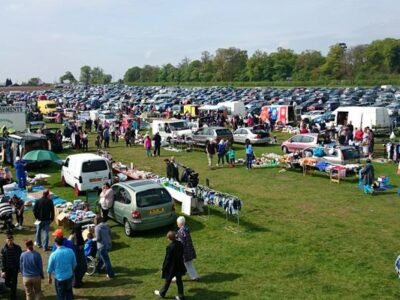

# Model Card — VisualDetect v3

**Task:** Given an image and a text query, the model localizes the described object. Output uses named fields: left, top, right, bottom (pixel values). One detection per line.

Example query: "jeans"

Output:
left=36, top=220, right=50, bottom=250
left=207, top=154, right=213, bottom=167
left=96, top=247, right=114, bottom=277
left=246, top=154, right=253, bottom=169
left=160, top=275, right=184, bottom=298
left=146, top=148, right=151, bottom=157
left=101, top=208, right=109, bottom=222
left=217, top=154, right=225, bottom=165
left=54, top=277, right=73, bottom=300
left=184, top=260, right=198, bottom=280
left=153, top=144, right=161, bottom=156
left=5, top=268, right=18, bottom=300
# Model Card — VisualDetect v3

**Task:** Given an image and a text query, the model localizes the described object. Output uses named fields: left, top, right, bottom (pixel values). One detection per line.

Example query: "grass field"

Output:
left=6, top=131, right=400, bottom=300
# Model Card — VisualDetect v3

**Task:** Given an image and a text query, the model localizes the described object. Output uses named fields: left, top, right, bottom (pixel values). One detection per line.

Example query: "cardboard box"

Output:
left=56, top=212, right=68, bottom=227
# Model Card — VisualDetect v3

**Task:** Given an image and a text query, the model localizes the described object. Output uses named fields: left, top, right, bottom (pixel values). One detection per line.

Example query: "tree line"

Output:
left=122, top=38, right=400, bottom=84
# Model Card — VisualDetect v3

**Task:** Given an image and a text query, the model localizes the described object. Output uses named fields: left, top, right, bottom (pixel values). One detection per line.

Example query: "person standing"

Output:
left=1, top=234, right=22, bottom=300
left=205, top=140, right=216, bottom=169
left=20, top=240, right=44, bottom=300
left=14, top=156, right=27, bottom=189
left=99, top=183, right=114, bottom=221
left=170, top=157, right=180, bottom=182
left=103, top=126, right=110, bottom=148
left=176, top=216, right=199, bottom=280
left=95, top=216, right=115, bottom=279
left=82, top=130, right=89, bottom=152
left=245, top=139, right=254, bottom=170
left=71, top=224, right=87, bottom=288
left=33, top=189, right=55, bottom=251
left=154, top=231, right=186, bottom=300
left=153, top=132, right=162, bottom=157
left=216, top=139, right=226, bottom=167
left=47, top=236, right=77, bottom=300
left=144, top=135, right=152, bottom=157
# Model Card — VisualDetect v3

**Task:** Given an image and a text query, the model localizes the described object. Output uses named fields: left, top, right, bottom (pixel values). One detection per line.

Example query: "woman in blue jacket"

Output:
left=14, top=157, right=27, bottom=189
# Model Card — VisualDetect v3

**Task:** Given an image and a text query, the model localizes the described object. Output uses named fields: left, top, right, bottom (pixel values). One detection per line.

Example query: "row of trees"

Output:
left=123, top=38, right=400, bottom=83
left=60, top=66, right=112, bottom=85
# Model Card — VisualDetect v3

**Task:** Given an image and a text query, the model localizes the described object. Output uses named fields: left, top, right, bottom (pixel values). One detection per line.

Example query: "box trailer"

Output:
left=333, top=106, right=390, bottom=129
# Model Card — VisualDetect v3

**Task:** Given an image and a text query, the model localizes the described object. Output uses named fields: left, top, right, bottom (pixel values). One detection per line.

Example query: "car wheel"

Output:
left=124, top=219, right=133, bottom=237
left=282, top=146, right=289, bottom=154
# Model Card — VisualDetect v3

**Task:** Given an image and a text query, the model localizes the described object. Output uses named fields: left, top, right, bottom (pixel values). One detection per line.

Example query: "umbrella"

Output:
left=23, top=150, right=60, bottom=162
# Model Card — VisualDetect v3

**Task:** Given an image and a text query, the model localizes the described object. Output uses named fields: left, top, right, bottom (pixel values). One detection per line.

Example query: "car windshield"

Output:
left=103, top=113, right=115, bottom=119
left=169, top=122, right=189, bottom=130
left=136, top=188, right=172, bottom=208
left=46, top=103, right=57, bottom=108
left=216, top=129, right=232, bottom=136
left=251, top=129, right=266, bottom=134
left=82, top=160, right=108, bottom=173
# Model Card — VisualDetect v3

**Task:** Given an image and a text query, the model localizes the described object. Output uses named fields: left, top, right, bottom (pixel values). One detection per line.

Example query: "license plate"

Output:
left=89, top=178, right=101, bottom=183
left=149, top=208, right=164, bottom=215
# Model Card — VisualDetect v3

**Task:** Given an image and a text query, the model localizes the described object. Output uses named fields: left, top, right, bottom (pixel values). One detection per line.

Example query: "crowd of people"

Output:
left=0, top=185, right=199, bottom=300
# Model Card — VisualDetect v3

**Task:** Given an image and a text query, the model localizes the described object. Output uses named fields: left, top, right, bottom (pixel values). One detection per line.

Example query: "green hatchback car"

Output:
left=109, top=180, right=177, bottom=236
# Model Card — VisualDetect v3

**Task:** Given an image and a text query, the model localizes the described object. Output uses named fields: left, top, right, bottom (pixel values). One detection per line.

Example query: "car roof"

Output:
left=66, top=153, right=105, bottom=162
left=118, top=180, right=164, bottom=192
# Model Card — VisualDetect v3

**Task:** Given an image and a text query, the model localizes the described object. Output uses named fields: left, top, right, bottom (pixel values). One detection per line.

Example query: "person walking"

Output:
left=1, top=234, right=22, bottom=300
left=124, top=128, right=132, bottom=147
left=99, top=183, right=114, bottom=221
left=245, top=139, right=254, bottom=170
left=176, top=216, right=199, bottom=280
left=71, top=224, right=87, bottom=288
left=205, top=140, right=216, bottom=169
left=153, top=132, right=162, bottom=157
left=47, top=236, right=77, bottom=300
left=144, top=135, right=152, bottom=157
left=95, top=216, right=115, bottom=279
left=33, top=189, right=55, bottom=251
left=82, top=130, right=89, bottom=152
left=154, top=231, right=186, bottom=300
left=20, top=240, right=44, bottom=300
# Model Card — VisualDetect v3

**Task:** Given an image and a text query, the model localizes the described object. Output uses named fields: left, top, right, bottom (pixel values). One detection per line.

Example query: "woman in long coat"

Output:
left=176, top=216, right=199, bottom=280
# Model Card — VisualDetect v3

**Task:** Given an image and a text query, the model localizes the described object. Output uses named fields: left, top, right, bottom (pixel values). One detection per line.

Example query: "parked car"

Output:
left=233, top=127, right=270, bottom=144
left=109, top=180, right=176, bottom=236
left=61, top=153, right=112, bottom=195
left=281, top=133, right=328, bottom=153
left=301, top=146, right=360, bottom=165
left=192, top=127, right=233, bottom=146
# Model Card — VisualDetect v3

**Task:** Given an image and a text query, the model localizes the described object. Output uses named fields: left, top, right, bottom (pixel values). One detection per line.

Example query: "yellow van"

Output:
left=38, top=100, right=57, bottom=114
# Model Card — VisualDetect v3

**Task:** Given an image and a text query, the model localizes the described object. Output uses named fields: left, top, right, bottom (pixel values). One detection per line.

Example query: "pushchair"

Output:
left=85, top=239, right=98, bottom=275
left=180, top=166, right=199, bottom=188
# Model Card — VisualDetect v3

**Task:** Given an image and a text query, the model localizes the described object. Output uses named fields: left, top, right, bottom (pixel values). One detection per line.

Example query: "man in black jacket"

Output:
left=153, top=132, right=162, bottom=157
left=154, top=231, right=186, bottom=300
left=33, top=190, right=55, bottom=251
left=1, top=234, right=22, bottom=300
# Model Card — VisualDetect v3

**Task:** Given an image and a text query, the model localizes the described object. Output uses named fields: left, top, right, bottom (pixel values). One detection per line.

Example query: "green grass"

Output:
left=8, top=131, right=400, bottom=299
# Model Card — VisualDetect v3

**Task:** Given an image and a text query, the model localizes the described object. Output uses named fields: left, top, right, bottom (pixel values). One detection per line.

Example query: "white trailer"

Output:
left=333, top=106, right=390, bottom=129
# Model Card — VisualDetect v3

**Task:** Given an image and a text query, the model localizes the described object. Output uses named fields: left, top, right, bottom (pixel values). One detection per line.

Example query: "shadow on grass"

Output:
left=206, top=207, right=270, bottom=233
left=83, top=276, right=142, bottom=288
left=112, top=265, right=158, bottom=277
left=76, top=295, right=135, bottom=300
left=198, top=271, right=242, bottom=283
left=188, top=288, right=239, bottom=299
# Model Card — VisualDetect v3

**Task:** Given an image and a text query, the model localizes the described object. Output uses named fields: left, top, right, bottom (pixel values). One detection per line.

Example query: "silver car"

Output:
left=302, top=146, right=360, bottom=165
left=233, top=127, right=270, bottom=144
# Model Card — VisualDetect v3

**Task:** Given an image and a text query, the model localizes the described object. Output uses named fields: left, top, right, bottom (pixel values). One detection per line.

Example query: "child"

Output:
left=227, top=147, right=235, bottom=167
left=10, top=195, right=24, bottom=229
left=84, top=232, right=97, bottom=258
left=144, top=135, right=152, bottom=157
left=95, top=134, right=102, bottom=150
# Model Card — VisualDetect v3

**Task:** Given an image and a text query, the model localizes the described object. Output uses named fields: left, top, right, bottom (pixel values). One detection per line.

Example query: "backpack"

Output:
left=394, top=255, right=400, bottom=278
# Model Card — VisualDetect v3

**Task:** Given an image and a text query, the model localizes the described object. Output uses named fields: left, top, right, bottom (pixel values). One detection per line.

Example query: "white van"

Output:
left=61, top=153, right=112, bottom=195
left=152, top=119, right=193, bottom=141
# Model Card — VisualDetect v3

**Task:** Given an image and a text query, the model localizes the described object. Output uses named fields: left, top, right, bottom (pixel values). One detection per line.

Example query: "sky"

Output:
left=0, top=0, right=399, bottom=83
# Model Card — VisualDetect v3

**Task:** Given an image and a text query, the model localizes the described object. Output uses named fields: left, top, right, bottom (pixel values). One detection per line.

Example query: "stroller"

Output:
left=180, top=166, right=199, bottom=188
left=0, top=197, right=14, bottom=232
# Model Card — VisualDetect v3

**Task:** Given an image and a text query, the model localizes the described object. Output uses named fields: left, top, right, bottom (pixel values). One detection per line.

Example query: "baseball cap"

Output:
left=52, top=229, right=64, bottom=238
